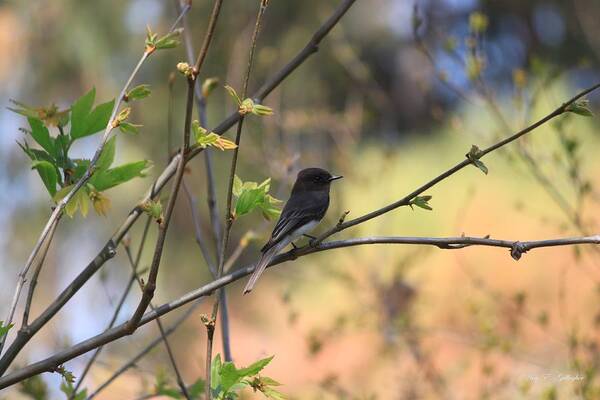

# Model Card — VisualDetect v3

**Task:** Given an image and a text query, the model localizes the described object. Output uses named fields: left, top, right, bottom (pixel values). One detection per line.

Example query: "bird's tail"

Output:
left=243, top=242, right=285, bottom=294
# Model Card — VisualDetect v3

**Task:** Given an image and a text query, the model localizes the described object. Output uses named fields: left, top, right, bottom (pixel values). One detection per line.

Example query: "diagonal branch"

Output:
left=86, top=300, right=203, bottom=399
left=1, top=232, right=600, bottom=388
left=125, top=0, right=224, bottom=331
left=314, top=82, right=600, bottom=242
left=177, top=0, right=231, bottom=361
left=0, top=0, right=357, bottom=376
left=0, top=8, right=190, bottom=356
left=205, top=2, right=269, bottom=396
left=70, top=216, right=152, bottom=397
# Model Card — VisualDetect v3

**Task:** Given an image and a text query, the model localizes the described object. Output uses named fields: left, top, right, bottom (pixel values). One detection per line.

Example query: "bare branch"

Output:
left=177, top=0, right=231, bottom=361
left=21, top=214, right=61, bottom=328
left=1, top=232, right=599, bottom=388
left=0, top=6, right=189, bottom=357
left=315, top=82, right=600, bottom=243
left=125, top=0, right=224, bottom=331
left=86, top=300, right=203, bottom=399
left=205, top=1, right=269, bottom=396
left=70, top=217, right=152, bottom=397
left=0, top=0, right=357, bottom=376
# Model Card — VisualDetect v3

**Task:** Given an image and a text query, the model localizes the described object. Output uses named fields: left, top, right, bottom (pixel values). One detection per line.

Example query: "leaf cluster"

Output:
left=233, top=175, right=282, bottom=220
left=12, top=88, right=151, bottom=217
left=210, top=354, right=285, bottom=399
left=225, top=85, right=273, bottom=116
left=153, top=369, right=205, bottom=399
left=192, top=121, right=237, bottom=151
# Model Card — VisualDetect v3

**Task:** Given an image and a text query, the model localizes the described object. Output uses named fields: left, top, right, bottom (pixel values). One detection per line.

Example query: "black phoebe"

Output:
left=243, top=168, right=342, bottom=294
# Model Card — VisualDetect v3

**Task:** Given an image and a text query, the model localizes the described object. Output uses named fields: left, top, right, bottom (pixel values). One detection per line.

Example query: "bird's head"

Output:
left=293, top=167, right=342, bottom=192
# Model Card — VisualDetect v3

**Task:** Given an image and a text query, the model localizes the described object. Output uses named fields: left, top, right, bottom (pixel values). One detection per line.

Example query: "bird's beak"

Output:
left=329, top=175, right=343, bottom=182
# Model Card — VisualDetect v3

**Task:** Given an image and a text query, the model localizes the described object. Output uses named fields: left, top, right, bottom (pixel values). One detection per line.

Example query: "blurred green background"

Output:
left=2, top=0, right=600, bottom=398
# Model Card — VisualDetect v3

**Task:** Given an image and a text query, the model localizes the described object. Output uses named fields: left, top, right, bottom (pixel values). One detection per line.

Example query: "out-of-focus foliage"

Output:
left=2, top=0, right=600, bottom=399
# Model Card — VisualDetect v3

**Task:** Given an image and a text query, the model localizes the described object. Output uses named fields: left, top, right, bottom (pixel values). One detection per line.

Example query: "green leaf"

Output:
left=59, top=372, right=87, bottom=400
left=251, top=103, right=274, bottom=116
left=410, top=195, right=433, bottom=211
left=220, top=362, right=241, bottom=393
left=79, top=190, right=90, bottom=217
left=188, top=377, right=205, bottom=398
left=258, top=178, right=271, bottom=192
left=90, top=160, right=151, bottom=191
left=145, top=25, right=158, bottom=48
left=0, top=321, right=13, bottom=338
left=19, top=142, right=54, bottom=164
left=466, top=144, right=488, bottom=175
left=211, top=354, right=223, bottom=391
left=235, top=188, right=265, bottom=217
left=233, top=175, right=243, bottom=197
left=566, top=99, right=593, bottom=117
left=202, top=77, right=219, bottom=98
left=259, top=196, right=282, bottom=220
left=237, top=355, right=274, bottom=377
left=71, top=159, right=91, bottom=182
left=156, top=387, right=182, bottom=399
left=263, top=386, right=286, bottom=400
left=70, top=88, right=96, bottom=139
left=54, top=186, right=90, bottom=217
left=9, top=100, right=70, bottom=127
left=260, top=376, right=282, bottom=386
left=234, top=177, right=282, bottom=219
left=119, top=122, right=142, bottom=135
left=154, top=28, right=183, bottom=50
left=8, top=99, right=40, bottom=119
left=126, top=84, right=151, bottom=101
left=31, top=160, right=58, bottom=196
left=18, top=374, right=49, bottom=400
left=192, top=120, right=236, bottom=150
left=472, top=159, right=488, bottom=174
left=141, top=199, right=163, bottom=223
left=82, top=99, right=115, bottom=137
left=224, top=85, right=242, bottom=106
left=96, top=136, right=116, bottom=172
left=28, top=117, right=56, bottom=157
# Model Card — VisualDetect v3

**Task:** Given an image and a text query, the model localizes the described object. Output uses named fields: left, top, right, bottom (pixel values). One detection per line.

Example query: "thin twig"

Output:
left=177, top=0, right=224, bottom=256
left=3, top=232, right=600, bottom=388
left=206, top=2, right=269, bottom=397
left=125, top=82, right=193, bottom=330
left=177, top=0, right=231, bottom=361
left=125, top=0, right=224, bottom=331
left=71, top=216, right=153, bottom=397
left=124, top=245, right=191, bottom=400
left=314, top=82, right=600, bottom=243
left=21, top=214, right=61, bottom=328
left=0, top=0, right=357, bottom=375
left=0, top=7, right=189, bottom=356
left=86, top=300, right=202, bottom=399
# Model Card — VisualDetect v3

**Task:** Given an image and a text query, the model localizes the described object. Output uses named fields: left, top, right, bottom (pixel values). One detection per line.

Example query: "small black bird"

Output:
left=243, top=168, right=342, bottom=294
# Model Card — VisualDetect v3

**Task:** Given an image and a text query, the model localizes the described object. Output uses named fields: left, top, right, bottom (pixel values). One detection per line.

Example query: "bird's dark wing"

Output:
left=261, top=192, right=329, bottom=252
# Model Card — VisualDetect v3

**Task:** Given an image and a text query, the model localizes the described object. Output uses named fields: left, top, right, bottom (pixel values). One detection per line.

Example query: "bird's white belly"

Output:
left=279, top=220, right=319, bottom=248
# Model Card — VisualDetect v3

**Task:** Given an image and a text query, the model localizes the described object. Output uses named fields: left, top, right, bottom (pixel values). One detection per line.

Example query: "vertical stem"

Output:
left=127, top=0, right=225, bottom=331
left=70, top=216, right=152, bottom=397
left=21, top=214, right=61, bottom=328
left=177, top=0, right=231, bottom=360
left=206, top=2, right=269, bottom=398
left=124, top=245, right=191, bottom=400
left=0, top=5, right=189, bottom=356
